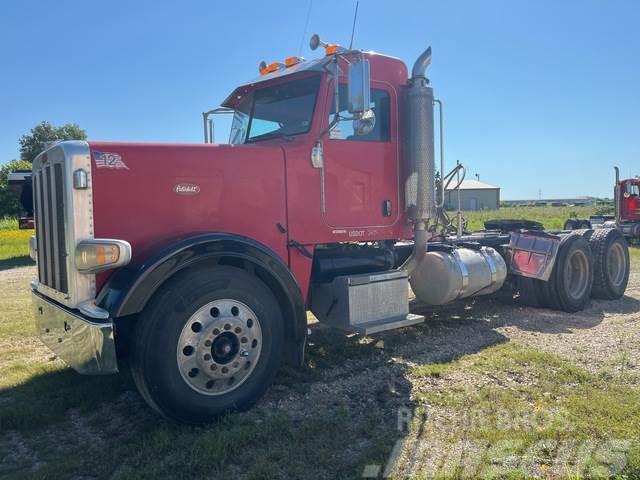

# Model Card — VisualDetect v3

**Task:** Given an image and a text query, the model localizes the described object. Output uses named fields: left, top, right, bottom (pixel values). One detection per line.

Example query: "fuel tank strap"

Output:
left=480, top=247, right=498, bottom=285
left=451, top=249, right=470, bottom=296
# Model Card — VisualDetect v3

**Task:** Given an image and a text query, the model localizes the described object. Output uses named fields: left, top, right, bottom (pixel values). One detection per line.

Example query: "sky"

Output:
left=1, top=0, right=639, bottom=200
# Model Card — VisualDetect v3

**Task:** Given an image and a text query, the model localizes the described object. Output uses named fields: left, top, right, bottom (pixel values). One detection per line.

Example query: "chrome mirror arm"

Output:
left=202, top=107, right=234, bottom=143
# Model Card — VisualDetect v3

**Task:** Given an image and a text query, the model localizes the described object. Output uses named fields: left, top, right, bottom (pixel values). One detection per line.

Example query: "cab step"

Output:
left=350, top=313, right=425, bottom=335
left=310, top=270, right=424, bottom=334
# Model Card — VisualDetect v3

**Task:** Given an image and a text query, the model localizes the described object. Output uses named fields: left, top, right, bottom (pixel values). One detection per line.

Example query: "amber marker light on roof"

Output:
left=260, top=62, right=283, bottom=75
left=284, top=56, right=302, bottom=67
left=325, top=44, right=340, bottom=55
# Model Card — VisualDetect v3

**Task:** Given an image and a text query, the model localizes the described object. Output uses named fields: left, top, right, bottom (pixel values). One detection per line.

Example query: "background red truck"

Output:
left=25, top=35, right=630, bottom=424
left=565, top=167, right=640, bottom=240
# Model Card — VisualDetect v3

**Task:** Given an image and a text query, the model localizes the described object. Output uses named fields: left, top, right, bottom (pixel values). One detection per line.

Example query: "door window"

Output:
left=327, top=84, right=390, bottom=142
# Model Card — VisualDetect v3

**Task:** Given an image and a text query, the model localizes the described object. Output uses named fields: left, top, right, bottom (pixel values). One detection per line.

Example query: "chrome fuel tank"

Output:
left=410, top=246, right=507, bottom=306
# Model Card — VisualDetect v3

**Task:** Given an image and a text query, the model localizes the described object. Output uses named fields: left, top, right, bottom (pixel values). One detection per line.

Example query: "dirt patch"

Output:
left=492, top=272, right=640, bottom=381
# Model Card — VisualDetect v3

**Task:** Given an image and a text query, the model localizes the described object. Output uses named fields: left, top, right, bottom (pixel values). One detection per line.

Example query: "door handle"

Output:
left=382, top=200, right=392, bottom=217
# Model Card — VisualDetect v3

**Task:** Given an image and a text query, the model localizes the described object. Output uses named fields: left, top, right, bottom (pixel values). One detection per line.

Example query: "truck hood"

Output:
left=88, top=141, right=289, bottom=289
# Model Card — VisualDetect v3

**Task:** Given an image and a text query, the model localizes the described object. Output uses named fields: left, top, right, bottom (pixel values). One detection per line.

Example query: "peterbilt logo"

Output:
left=174, top=183, right=200, bottom=195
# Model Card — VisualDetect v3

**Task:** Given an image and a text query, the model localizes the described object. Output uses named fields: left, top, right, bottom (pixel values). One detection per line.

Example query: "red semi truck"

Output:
left=26, top=35, right=630, bottom=423
left=565, top=167, right=640, bottom=240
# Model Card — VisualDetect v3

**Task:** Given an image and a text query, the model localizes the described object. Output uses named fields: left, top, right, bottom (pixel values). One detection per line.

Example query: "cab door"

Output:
left=320, top=80, right=400, bottom=229
left=622, top=181, right=640, bottom=220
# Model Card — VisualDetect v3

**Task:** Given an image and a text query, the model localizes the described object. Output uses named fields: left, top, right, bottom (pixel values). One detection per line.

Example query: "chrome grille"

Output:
left=33, top=161, right=68, bottom=293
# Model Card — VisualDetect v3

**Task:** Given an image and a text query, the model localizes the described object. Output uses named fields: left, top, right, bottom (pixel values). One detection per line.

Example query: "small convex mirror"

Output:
left=353, top=109, right=376, bottom=136
left=347, top=59, right=371, bottom=115
left=309, top=34, right=321, bottom=51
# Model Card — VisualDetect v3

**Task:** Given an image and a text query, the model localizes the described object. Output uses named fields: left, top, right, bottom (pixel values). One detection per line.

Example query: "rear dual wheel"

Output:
left=518, top=234, right=593, bottom=312
left=130, top=266, right=284, bottom=424
left=542, top=234, right=593, bottom=312
left=580, top=228, right=629, bottom=299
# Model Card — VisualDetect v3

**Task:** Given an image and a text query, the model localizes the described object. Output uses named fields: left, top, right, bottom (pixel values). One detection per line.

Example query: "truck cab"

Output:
left=620, top=178, right=640, bottom=222
left=211, top=50, right=412, bottom=246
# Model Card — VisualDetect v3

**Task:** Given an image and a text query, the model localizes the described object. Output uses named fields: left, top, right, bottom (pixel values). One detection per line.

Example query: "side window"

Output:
left=627, top=183, right=640, bottom=196
left=328, top=84, right=390, bottom=142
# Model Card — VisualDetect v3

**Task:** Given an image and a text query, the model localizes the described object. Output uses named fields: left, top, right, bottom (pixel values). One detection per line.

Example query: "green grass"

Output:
left=464, top=205, right=597, bottom=231
left=0, top=228, right=33, bottom=270
left=0, top=217, right=20, bottom=230
left=404, top=344, right=640, bottom=478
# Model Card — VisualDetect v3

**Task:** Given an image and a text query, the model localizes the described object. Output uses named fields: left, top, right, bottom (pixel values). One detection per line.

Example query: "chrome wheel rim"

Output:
left=565, top=249, right=589, bottom=300
left=607, top=241, right=626, bottom=288
left=177, top=299, right=262, bottom=396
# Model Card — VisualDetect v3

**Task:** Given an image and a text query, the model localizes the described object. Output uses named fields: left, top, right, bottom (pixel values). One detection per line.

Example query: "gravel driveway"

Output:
left=2, top=265, right=639, bottom=479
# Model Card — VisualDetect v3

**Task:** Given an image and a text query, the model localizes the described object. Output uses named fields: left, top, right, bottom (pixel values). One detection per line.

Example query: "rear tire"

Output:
left=517, top=276, right=546, bottom=308
left=130, top=266, right=284, bottom=424
left=587, top=228, right=630, bottom=299
left=540, top=234, right=593, bottom=312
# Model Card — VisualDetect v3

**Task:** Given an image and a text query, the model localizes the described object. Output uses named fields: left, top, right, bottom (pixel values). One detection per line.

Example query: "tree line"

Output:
left=0, top=121, right=86, bottom=217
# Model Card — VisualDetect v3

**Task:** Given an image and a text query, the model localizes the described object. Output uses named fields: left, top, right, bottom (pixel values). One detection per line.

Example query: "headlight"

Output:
left=75, top=239, right=132, bottom=273
left=29, top=235, right=37, bottom=261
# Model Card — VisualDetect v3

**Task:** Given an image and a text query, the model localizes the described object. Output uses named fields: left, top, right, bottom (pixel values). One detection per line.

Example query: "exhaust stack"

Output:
left=614, top=166, right=621, bottom=224
left=402, top=47, right=436, bottom=272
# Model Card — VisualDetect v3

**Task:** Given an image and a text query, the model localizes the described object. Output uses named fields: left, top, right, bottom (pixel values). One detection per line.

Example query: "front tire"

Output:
left=130, top=266, right=284, bottom=424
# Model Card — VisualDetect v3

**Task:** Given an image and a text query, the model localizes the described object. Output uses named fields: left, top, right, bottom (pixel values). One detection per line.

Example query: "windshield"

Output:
left=229, top=75, right=321, bottom=144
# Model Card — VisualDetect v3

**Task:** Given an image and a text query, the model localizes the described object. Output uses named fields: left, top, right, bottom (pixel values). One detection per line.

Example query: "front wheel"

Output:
left=130, top=266, right=284, bottom=424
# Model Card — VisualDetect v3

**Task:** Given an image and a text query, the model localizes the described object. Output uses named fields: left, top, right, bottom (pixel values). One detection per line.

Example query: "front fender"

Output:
left=96, top=233, right=307, bottom=366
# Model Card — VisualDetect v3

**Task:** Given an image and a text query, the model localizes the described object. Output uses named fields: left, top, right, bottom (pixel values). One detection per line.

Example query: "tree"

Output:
left=0, top=121, right=87, bottom=218
left=0, top=159, right=32, bottom=217
left=19, top=121, right=87, bottom=163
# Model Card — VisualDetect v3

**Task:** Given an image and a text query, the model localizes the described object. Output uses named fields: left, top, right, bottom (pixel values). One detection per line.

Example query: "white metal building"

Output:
left=444, top=179, right=500, bottom=211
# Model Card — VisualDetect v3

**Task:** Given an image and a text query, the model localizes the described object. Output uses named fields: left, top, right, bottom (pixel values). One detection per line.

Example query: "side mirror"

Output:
left=347, top=59, right=371, bottom=115
left=353, top=109, right=376, bottom=136
left=310, top=34, right=321, bottom=51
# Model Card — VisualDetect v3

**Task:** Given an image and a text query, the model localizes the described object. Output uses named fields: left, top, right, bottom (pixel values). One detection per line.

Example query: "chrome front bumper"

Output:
left=32, top=290, right=118, bottom=375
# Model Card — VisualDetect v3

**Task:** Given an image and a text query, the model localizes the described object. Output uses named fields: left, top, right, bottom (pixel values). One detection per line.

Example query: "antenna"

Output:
left=298, top=0, right=313, bottom=56
left=349, top=0, right=359, bottom=49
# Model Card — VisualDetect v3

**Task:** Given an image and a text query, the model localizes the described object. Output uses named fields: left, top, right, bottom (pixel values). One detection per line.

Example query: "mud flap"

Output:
left=502, top=231, right=561, bottom=281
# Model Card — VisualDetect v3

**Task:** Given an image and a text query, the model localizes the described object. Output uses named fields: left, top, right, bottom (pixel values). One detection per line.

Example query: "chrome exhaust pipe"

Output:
left=614, top=166, right=621, bottom=224
left=411, top=46, right=432, bottom=79
left=402, top=46, right=436, bottom=273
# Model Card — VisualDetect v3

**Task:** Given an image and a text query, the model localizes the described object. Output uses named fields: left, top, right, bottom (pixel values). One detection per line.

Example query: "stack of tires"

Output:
left=564, top=218, right=592, bottom=230
left=518, top=228, right=630, bottom=312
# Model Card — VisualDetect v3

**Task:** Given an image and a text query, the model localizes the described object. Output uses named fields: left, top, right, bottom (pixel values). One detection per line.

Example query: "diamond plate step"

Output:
left=351, top=313, right=425, bottom=335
